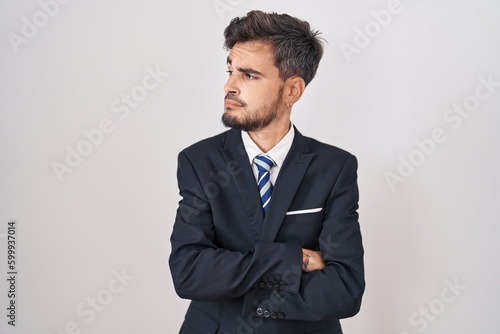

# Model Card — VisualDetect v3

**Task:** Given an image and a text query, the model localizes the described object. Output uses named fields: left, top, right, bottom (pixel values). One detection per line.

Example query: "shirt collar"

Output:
left=241, top=124, right=295, bottom=168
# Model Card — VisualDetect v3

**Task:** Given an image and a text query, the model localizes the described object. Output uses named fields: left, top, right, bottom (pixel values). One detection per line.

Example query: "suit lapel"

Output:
left=220, top=129, right=264, bottom=242
left=260, top=129, right=314, bottom=242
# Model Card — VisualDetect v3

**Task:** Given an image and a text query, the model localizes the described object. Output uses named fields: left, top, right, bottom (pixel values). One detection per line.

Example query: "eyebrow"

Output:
left=227, top=57, right=264, bottom=76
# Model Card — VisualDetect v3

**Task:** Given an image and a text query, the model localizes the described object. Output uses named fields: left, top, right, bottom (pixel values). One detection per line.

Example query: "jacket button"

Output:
left=277, top=312, right=285, bottom=319
left=273, top=280, right=280, bottom=288
left=279, top=281, right=288, bottom=288
left=258, top=281, right=266, bottom=288
left=270, top=311, right=278, bottom=319
left=256, top=308, right=264, bottom=316
left=263, top=309, right=271, bottom=318
left=266, top=282, right=274, bottom=289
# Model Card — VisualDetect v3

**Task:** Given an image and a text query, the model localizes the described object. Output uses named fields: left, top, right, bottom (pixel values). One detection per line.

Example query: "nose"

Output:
left=224, top=74, right=240, bottom=95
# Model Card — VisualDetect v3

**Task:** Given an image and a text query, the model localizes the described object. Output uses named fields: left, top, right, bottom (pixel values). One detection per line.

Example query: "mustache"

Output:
left=225, top=93, right=246, bottom=107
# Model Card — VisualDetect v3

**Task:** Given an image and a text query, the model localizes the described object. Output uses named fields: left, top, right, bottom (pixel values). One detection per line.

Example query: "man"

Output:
left=169, top=10, right=364, bottom=334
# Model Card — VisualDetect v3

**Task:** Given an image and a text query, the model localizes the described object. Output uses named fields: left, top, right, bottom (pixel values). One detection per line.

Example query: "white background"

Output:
left=1, top=0, right=499, bottom=333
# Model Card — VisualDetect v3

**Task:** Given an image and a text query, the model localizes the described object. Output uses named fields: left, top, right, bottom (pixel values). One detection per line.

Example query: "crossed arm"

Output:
left=169, top=151, right=364, bottom=320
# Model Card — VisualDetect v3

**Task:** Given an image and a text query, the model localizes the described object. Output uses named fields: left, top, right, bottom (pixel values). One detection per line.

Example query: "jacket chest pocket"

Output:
left=276, top=210, right=324, bottom=247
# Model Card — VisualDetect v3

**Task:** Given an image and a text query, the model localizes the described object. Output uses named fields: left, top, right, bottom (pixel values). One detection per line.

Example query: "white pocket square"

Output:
left=285, top=207, right=323, bottom=215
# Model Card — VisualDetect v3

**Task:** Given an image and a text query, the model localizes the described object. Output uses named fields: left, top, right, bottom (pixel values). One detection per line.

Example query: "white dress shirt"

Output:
left=241, top=124, right=295, bottom=185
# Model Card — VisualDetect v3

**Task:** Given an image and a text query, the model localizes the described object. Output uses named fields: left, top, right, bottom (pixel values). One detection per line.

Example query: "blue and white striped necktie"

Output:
left=253, top=155, right=275, bottom=214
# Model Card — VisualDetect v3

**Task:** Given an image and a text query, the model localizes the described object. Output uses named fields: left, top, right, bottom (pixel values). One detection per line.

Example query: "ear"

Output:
left=284, top=76, right=306, bottom=105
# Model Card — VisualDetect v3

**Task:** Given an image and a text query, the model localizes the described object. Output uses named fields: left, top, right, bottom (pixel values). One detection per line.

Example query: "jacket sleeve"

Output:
left=242, top=154, right=365, bottom=320
left=168, top=151, right=303, bottom=301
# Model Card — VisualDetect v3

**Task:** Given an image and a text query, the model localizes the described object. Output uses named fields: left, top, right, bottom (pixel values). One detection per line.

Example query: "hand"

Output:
left=301, top=248, right=325, bottom=272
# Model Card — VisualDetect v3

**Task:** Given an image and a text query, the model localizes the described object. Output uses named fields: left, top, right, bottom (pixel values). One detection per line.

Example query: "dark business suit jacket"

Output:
left=169, top=127, right=364, bottom=334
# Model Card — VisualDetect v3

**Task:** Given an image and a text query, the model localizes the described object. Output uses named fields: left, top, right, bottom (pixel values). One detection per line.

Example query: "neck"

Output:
left=248, top=119, right=291, bottom=153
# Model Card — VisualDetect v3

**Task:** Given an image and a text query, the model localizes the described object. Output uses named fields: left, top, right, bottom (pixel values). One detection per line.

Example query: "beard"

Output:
left=222, top=87, right=284, bottom=132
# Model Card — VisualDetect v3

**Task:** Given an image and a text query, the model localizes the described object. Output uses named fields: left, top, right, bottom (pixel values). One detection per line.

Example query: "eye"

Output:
left=226, top=70, right=233, bottom=76
left=246, top=74, right=256, bottom=80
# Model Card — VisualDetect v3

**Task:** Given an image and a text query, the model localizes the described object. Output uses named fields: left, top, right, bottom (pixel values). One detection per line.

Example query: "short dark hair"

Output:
left=224, top=10, right=324, bottom=86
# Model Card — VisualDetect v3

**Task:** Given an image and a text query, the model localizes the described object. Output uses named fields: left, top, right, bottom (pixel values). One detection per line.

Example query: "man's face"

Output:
left=222, top=41, right=287, bottom=131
